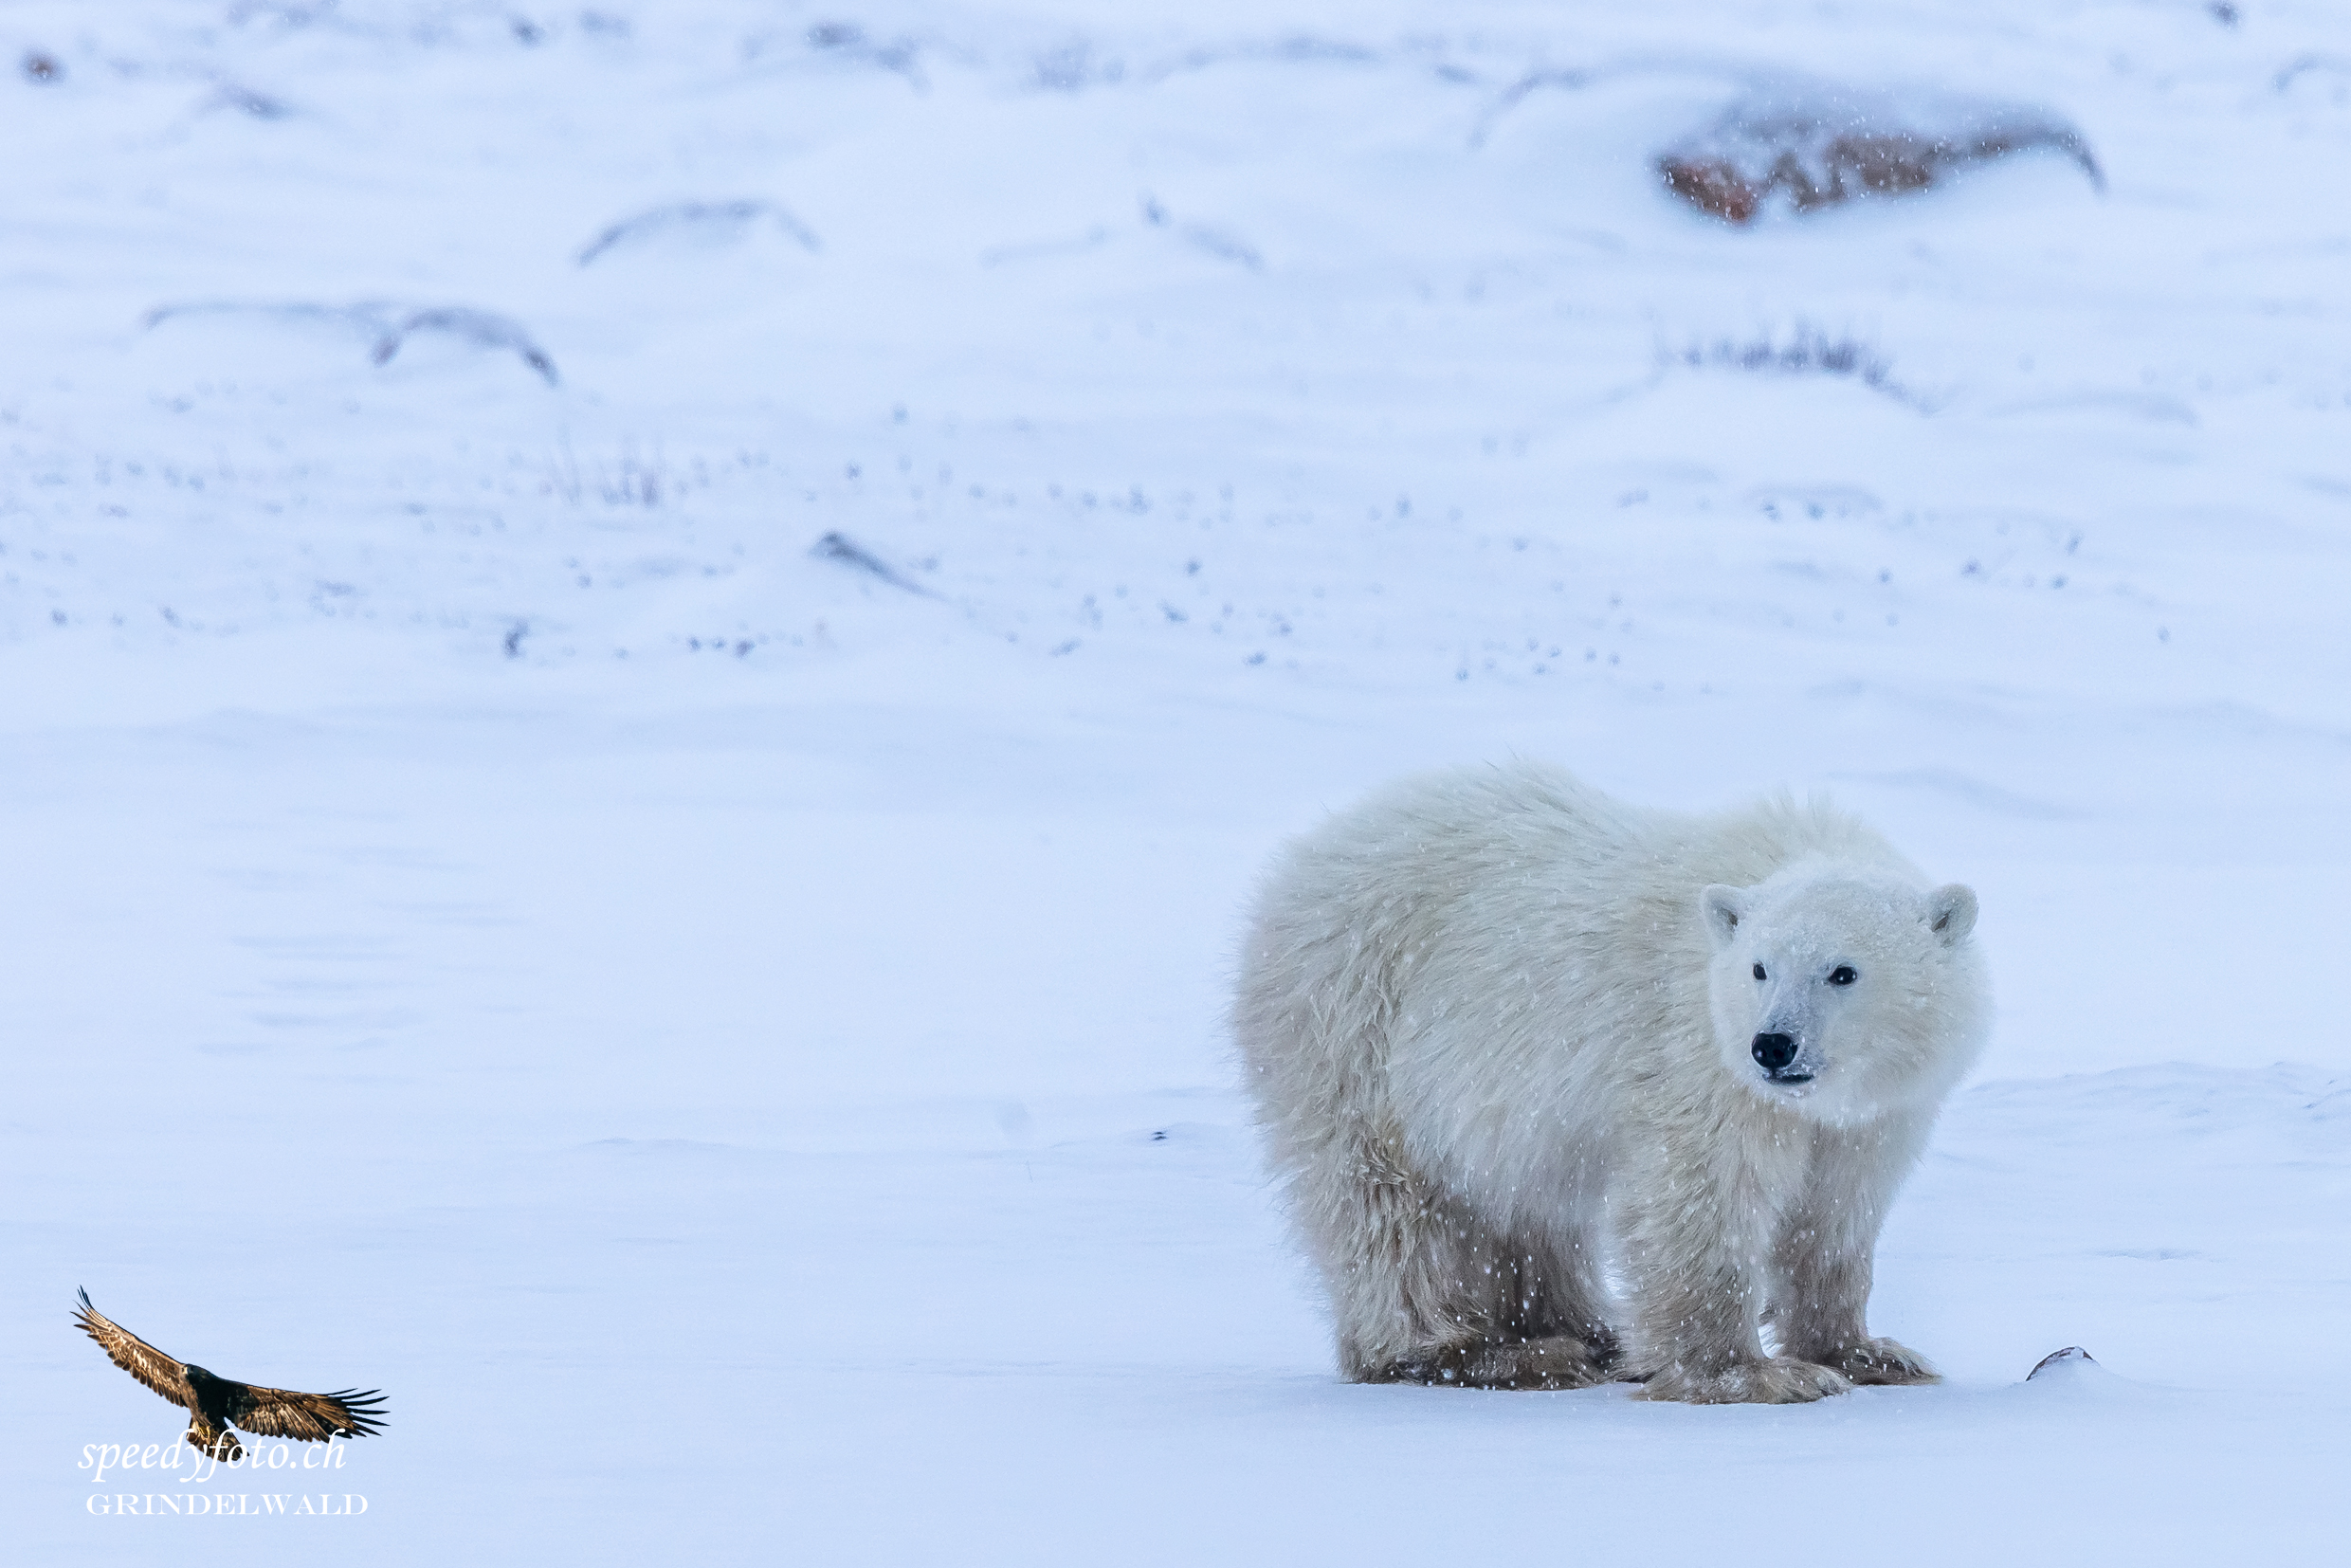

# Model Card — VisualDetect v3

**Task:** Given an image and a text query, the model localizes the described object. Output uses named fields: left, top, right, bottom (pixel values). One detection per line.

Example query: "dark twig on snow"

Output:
left=2027, top=1346, right=2095, bottom=1380
left=738, top=22, right=925, bottom=90
left=1467, top=68, right=1592, bottom=149
left=1669, top=326, right=1931, bottom=410
left=370, top=308, right=558, bottom=385
left=1139, top=195, right=1263, bottom=271
left=810, top=533, right=938, bottom=597
left=576, top=200, right=823, bottom=265
left=142, top=300, right=559, bottom=386
left=208, top=81, right=292, bottom=119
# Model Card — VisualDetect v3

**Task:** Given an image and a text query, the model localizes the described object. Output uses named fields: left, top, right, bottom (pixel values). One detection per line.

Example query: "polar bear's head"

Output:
left=1699, top=866, right=1988, bottom=1123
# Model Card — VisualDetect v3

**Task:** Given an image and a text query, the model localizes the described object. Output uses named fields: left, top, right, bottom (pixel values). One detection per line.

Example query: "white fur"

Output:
left=1232, top=760, right=1989, bottom=1402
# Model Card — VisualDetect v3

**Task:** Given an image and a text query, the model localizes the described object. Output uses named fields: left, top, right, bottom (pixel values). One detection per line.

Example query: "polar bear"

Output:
left=1233, top=760, right=1988, bottom=1404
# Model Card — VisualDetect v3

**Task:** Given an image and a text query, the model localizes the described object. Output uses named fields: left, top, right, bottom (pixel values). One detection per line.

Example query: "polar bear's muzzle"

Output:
left=1750, top=1031, right=1813, bottom=1084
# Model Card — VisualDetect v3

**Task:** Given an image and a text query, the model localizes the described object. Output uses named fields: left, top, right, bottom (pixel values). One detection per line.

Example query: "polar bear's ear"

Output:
left=1925, top=884, right=1978, bottom=945
left=1700, top=884, right=1747, bottom=952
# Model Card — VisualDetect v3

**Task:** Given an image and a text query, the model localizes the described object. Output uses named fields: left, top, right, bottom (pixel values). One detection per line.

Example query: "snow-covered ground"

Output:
left=7, top=0, right=2350, bottom=1559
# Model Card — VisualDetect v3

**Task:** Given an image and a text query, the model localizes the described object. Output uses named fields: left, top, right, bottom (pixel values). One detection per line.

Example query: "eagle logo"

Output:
left=74, top=1289, right=388, bottom=1463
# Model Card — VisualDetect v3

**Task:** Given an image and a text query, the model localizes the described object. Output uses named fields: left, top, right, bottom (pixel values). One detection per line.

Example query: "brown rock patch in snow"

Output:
left=1658, top=87, right=2103, bottom=224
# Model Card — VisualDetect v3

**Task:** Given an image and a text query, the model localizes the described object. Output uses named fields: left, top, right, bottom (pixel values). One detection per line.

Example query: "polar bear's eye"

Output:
left=1829, top=965, right=1858, bottom=986
left=1752, top=963, right=1766, bottom=981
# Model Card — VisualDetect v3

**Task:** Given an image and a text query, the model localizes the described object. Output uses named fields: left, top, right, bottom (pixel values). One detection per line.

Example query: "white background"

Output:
left=5, top=0, right=2349, bottom=1560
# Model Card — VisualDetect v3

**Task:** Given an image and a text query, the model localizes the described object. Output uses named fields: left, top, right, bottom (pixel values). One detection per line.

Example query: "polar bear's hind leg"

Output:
left=1315, top=1133, right=1615, bottom=1390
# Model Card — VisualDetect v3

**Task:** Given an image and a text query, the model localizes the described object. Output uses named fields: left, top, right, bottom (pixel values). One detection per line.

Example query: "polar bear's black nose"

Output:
left=1751, top=1032, right=1798, bottom=1072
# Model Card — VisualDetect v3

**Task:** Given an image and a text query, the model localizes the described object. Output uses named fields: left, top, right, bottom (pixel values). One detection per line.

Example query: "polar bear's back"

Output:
left=1240, top=759, right=1904, bottom=994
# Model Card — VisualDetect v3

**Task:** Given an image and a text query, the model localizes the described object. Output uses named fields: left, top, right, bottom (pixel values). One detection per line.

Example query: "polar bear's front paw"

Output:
left=1635, top=1356, right=1853, bottom=1405
left=1810, top=1337, right=1940, bottom=1386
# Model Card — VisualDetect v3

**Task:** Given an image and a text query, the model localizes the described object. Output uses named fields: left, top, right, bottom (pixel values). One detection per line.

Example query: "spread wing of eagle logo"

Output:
left=73, top=1289, right=388, bottom=1462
